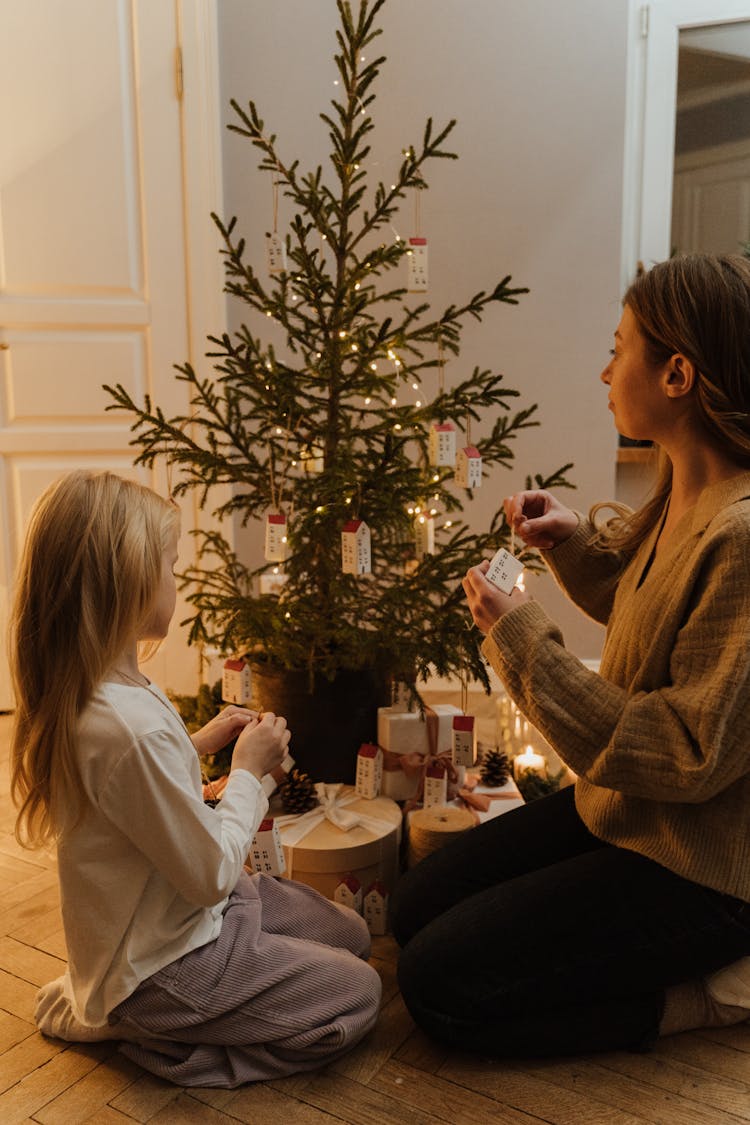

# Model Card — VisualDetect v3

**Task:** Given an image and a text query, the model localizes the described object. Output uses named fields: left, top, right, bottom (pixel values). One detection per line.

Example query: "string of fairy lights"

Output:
left=256, top=54, right=484, bottom=587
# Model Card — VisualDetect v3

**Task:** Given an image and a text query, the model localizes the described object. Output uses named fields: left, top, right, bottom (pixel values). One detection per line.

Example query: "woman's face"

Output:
left=600, top=305, right=671, bottom=443
left=139, top=531, right=179, bottom=642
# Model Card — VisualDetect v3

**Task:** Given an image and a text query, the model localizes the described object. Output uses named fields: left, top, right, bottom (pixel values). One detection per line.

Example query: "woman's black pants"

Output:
left=391, top=787, right=750, bottom=1057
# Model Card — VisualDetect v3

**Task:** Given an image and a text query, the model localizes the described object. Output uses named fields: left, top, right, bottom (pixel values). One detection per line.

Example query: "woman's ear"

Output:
left=664, top=353, right=697, bottom=399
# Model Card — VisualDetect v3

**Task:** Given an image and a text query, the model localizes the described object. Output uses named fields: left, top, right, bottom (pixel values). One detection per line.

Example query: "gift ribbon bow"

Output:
left=275, top=782, right=396, bottom=848
left=401, top=706, right=461, bottom=812
left=456, top=773, right=520, bottom=815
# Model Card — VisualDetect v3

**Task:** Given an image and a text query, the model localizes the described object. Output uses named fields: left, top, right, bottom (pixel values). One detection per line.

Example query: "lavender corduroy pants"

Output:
left=111, top=870, right=382, bottom=1087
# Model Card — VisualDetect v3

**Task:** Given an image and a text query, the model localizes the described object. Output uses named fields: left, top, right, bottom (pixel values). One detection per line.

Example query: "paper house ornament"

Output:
left=415, top=514, right=435, bottom=559
left=355, top=743, right=383, bottom=799
left=222, top=657, right=252, bottom=705
left=300, top=443, right=324, bottom=474
left=341, top=519, right=372, bottom=575
left=334, top=874, right=363, bottom=913
left=264, top=512, right=288, bottom=562
left=407, top=236, right=428, bottom=291
left=455, top=445, right=482, bottom=489
left=390, top=680, right=416, bottom=714
left=485, top=546, right=524, bottom=595
left=428, top=422, right=456, bottom=467
left=423, top=760, right=448, bottom=808
left=259, top=569, right=288, bottom=596
left=248, top=818, right=286, bottom=875
left=452, top=714, right=478, bottom=768
left=364, top=881, right=389, bottom=935
left=266, top=231, right=287, bottom=274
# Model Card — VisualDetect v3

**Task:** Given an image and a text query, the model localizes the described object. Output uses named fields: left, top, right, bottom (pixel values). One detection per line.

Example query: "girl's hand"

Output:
left=463, top=559, right=530, bottom=634
left=191, top=706, right=261, bottom=758
left=504, top=490, right=578, bottom=551
left=231, top=711, right=290, bottom=781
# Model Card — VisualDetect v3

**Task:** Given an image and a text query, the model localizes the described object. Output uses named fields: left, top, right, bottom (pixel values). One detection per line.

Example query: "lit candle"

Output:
left=513, top=744, right=547, bottom=780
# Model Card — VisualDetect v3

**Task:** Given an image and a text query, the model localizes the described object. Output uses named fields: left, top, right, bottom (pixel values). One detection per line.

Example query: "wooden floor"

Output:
left=2, top=709, right=750, bottom=1123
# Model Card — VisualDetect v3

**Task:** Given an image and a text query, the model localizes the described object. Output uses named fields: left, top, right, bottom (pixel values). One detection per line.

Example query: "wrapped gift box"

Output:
left=378, top=703, right=462, bottom=800
left=271, top=784, right=403, bottom=902
left=452, top=776, right=524, bottom=823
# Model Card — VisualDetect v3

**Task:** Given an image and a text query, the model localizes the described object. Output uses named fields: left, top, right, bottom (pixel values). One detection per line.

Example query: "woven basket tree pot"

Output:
left=249, top=663, right=389, bottom=784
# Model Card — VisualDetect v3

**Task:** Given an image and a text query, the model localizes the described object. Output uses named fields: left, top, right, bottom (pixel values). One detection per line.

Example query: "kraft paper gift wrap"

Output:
left=272, top=783, right=403, bottom=902
left=377, top=703, right=463, bottom=800
left=453, top=776, right=524, bottom=822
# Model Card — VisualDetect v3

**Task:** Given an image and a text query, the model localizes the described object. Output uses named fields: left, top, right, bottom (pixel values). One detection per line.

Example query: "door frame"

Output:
left=620, top=0, right=750, bottom=289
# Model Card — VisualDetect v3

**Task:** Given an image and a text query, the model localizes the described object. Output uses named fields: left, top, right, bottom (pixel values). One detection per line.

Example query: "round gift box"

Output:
left=275, top=787, right=403, bottom=900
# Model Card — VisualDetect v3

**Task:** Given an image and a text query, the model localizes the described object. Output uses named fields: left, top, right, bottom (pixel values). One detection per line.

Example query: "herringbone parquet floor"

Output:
left=2, top=699, right=750, bottom=1123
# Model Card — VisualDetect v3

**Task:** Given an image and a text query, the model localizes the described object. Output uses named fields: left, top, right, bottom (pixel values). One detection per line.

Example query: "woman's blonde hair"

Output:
left=10, top=470, right=180, bottom=847
left=592, top=253, right=750, bottom=552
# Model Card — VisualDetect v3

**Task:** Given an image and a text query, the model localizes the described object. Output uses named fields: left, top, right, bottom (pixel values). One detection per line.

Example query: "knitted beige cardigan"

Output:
left=482, top=473, right=750, bottom=902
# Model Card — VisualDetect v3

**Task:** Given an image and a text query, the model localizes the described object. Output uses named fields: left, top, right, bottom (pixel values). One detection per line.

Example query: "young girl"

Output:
left=392, top=253, right=750, bottom=1056
left=10, top=470, right=381, bottom=1087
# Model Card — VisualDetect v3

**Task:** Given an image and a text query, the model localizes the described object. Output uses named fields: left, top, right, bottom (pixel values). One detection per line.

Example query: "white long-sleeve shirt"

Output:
left=56, top=680, right=267, bottom=1026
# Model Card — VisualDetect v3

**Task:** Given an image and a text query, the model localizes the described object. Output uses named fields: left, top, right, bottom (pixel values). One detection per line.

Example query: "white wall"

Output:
left=215, top=0, right=632, bottom=664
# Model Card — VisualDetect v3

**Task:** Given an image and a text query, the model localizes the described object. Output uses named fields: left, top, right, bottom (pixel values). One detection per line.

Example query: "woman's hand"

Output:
left=231, top=711, right=291, bottom=781
left=463, top=559, right=530, bottom=634
left=191, top=705, right=261, bottom=758
left=504, top=490, right=578, bottom=551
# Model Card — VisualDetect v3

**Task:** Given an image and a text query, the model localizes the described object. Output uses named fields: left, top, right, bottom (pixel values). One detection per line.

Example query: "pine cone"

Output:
left=279, top=769, right=317, bottom=814
left=479, top=746, right=511, bottom=788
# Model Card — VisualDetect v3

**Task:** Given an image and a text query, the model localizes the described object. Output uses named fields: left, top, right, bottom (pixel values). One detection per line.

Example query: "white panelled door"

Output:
left=0, top=0, right=211, bottom=706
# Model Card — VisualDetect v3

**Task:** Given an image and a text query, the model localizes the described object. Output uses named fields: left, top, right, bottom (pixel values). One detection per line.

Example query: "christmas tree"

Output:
left=106, top=0, right=571, bottom=709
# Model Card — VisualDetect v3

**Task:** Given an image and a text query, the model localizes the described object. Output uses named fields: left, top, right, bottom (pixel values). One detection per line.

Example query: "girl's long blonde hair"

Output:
left=593, top=253, right=750, bottom=553
left=10, top=471, right=180, bottom=848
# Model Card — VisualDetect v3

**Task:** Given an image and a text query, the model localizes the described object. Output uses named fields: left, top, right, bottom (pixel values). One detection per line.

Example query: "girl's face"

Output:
left=139, top=531, right=179, bottom=641
left=600, top=305, right=671, bottom=443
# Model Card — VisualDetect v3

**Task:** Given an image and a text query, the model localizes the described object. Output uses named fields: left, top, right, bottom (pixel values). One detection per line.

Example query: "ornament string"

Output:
left=437, top=334, right=445, bottom=398
left=271, top=172, right=280, bottom=233
left=268, top=442, right=278, bottom=513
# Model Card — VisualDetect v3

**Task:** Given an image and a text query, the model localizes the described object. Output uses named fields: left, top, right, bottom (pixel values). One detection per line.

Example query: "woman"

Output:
left=392, top=253, right=750, bottom=1056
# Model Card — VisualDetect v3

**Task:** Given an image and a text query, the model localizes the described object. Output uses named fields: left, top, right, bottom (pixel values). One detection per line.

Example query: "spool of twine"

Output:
left=407, top=806, right=476, bottom=867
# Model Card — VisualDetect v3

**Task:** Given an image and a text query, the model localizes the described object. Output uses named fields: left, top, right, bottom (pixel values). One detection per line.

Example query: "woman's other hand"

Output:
left=504, top=490, right=578, bottom=551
